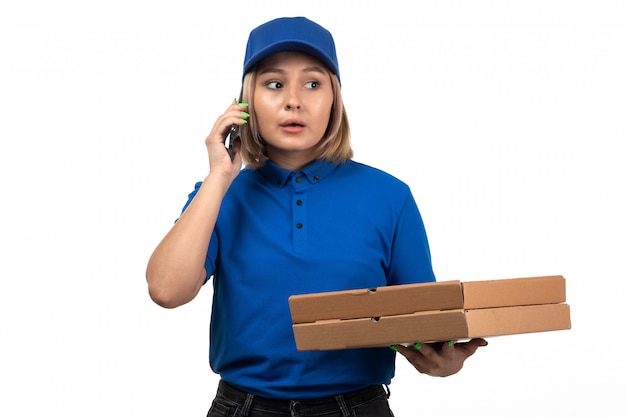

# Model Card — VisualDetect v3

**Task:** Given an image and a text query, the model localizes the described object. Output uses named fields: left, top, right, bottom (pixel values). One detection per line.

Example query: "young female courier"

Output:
left=146, top=16, right=487, bottom=417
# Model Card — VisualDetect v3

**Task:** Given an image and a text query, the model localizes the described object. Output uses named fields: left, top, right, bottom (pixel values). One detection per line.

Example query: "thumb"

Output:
left=459, top=338, right=488, bottom=356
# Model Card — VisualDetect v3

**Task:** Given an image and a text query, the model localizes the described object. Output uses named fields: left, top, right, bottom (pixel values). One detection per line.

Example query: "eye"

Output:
left=266, top=80, right=282, bottom=89
left=305, top=81, right=320, bottom=89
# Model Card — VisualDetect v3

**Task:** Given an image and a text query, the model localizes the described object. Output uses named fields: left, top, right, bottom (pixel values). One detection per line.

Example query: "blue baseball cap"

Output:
left=243, top=17, right=340, bottom=83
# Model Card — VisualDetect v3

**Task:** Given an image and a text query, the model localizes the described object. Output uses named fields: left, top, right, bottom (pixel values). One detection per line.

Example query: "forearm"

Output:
left=146, top=173, right=229, bottom=308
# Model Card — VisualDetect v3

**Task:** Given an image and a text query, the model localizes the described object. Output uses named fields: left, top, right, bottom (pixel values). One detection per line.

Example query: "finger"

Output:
left=220, top=111, right=249, bottom=136
left=456, top=338, right=488, bottom=358
left=392, top=345, right=431, bottom=373
left=206, top=104, right=250, bottom=146
left=411, top=342, right=439, bottom=360
left=221, top=106, right=250, bottom=137
left=399, top=342, right=443, bottom=372
left=439, top=340, right=455, bottom=357
left=392, top=344, right=412, bottom=356
left=226, top=100, right=250, bottom=121
left=473, top=337, right=488, bottom=347
left=394, top=344, right=424, bottom=359
left=467, top=338, right=488, bottom=351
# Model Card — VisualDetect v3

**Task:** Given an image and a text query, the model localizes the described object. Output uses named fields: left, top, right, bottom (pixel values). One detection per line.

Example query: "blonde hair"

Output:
left=238, top=70, right=353, bottom=170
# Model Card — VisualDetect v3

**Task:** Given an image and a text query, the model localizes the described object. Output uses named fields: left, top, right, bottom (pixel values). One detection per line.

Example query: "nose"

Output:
left=284, top=86, right=301, bottom=110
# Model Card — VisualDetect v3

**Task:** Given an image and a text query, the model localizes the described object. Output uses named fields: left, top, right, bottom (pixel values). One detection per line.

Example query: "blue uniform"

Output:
left=181, top=159, right=436, bottom=399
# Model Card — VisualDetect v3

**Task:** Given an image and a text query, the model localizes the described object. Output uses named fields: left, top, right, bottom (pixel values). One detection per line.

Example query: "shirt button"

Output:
left=296, top=200, right=303, bottom=206
left=313, top=175, right=319, bottom=181
left=296, top=223, right=303, bottom=229
left=295, top=177, right=303, bottom=183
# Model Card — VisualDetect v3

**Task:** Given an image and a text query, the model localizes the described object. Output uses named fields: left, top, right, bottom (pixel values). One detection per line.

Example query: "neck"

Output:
left=267, top=149, right=317, bottom=172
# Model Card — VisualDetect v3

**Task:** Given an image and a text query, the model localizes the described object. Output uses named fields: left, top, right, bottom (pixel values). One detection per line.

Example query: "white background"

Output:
left=1, top=0, right=624, bottom=415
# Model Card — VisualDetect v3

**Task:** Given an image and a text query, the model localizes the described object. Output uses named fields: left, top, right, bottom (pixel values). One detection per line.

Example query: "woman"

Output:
left=147, top=16, right=486, bottom=416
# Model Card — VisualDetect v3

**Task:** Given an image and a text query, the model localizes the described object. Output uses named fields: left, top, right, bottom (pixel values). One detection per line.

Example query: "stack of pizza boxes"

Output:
left=289, top=275, right=571, bottom=351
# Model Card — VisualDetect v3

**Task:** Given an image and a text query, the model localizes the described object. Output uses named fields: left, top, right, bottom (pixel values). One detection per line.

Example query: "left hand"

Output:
left=394, top=339, right=488, bottom=377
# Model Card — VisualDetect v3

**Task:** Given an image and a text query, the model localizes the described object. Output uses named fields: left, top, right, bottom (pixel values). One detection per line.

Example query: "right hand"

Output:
left=204, top=100, right=250, bottom=181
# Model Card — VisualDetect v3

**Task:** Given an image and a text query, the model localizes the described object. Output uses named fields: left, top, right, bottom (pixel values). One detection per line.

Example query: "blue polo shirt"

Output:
left=181, top=159, right=436, bottom=399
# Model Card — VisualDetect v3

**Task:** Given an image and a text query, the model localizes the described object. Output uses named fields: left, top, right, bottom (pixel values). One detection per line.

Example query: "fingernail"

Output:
left=389, top=345, right=399, bottom=351
left=414, top=343, right=422, bottom=350
left=241, top=111, right=250, bottom=117
left=447, top=340, right=454, bottom=347
left=483, top=341, right=489, bottom=346
left=239, top=102, right=249, bottom=107
left=238, top=118, right=248, bottom=124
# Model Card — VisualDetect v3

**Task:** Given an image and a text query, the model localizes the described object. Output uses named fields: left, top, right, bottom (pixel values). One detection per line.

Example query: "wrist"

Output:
left=202, top=170, right=232, bottom=197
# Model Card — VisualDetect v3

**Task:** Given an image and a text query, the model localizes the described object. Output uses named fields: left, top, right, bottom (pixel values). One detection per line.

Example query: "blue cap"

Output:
left=243, top=17, right=340, bottom=83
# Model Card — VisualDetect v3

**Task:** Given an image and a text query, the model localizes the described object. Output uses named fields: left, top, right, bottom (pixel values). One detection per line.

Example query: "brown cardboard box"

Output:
left=289, top=276, right=571, bottom=351
left=289, top=276, right=566, bottom=321
left=289, top=280, right=463, bottom=323
left=292, top=304, right=571, bottom=350
left=462, top=275, right=566, bottom=309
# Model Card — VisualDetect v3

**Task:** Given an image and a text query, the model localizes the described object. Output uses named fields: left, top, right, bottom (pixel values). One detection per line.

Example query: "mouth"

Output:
left=280, top=119, right=306, bottom=128
left=279, top=119, right=306, bottom=134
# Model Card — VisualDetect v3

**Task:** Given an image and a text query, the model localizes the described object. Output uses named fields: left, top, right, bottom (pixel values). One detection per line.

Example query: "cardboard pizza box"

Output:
left=289, top=276, right=566, bottom=322
left=289, top=275, right=571, bottom=351
left=289, top=280, right=463, bottom=324
left=291, top=303, right=571, bottom=350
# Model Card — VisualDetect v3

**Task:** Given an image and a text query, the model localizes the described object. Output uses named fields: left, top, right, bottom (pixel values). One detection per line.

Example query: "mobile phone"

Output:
left=224, top=88, right=244, bottom=161
left=224, top=124, right=238, bottom=161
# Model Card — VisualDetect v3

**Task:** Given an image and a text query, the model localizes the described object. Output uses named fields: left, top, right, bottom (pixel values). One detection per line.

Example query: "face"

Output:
left=253, top=51, right=334, bottom=170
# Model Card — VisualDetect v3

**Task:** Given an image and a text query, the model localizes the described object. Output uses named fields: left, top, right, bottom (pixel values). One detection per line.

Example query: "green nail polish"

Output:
left=389, top=345, right=399, bottom=352
left=238, top=118, right=248, bottom=124
left=447, top=340, right=454, bottom=347
left=414, top=343, right=422, bottom=350
left=239, top=102, right=249, bottom=107
left=241, top=111, right=250, bottom=117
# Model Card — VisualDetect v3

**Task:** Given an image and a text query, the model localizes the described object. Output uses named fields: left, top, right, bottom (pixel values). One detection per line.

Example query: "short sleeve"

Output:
left=387, top=190, right=436, bottom=285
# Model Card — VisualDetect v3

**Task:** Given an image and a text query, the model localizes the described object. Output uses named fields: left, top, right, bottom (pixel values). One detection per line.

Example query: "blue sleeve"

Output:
left=387, top=190, right=436, bottom=285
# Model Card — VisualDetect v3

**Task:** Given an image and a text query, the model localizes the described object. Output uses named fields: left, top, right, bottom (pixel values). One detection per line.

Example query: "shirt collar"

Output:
left=258, top=159, right=340, bottom=187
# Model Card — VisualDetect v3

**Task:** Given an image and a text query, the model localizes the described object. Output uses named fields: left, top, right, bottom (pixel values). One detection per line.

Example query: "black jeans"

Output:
left=207, top=380, right=395, bottom=417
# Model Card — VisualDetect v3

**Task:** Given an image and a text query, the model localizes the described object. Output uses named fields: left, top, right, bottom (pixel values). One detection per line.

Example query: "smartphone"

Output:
left=224, top=124, right=238, bottom=161
left=224, top=89, right=244, bottom=161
